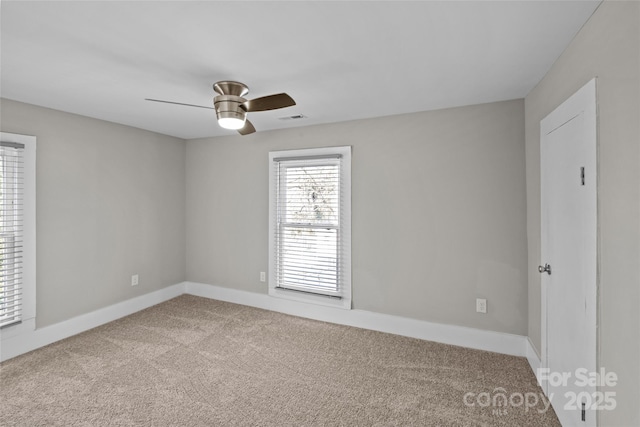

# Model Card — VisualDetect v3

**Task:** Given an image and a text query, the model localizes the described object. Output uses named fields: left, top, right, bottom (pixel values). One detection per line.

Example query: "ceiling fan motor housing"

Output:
left=213, top=94, right=247, bottom=123
left=213, top=81, right=251, bottom=124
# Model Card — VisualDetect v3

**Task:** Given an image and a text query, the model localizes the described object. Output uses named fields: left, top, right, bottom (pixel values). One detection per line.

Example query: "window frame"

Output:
left=268, top=146, right=351, bottom=309
left=0, top=132, right=36, bottom=339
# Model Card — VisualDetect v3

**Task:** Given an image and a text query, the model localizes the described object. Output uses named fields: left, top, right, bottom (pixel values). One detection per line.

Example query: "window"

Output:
left=269, top=146, right=351, bottom=309
left=0, top=133, right=35, bottom=334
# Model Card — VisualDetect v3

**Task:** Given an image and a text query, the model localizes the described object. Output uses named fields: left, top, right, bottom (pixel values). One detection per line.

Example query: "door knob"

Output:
left=538, top=263, right=551, bottom=275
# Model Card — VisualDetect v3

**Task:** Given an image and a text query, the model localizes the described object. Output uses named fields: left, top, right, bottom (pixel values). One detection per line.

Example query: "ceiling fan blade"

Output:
left=242, top=93, right=295, bottom=112
left=145, top=98, right=214, bottom=110
left=237, top=119, right=256, bottom=136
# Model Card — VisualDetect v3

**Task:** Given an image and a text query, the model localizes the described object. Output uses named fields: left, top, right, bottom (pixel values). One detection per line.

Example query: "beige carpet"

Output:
left=1, top=295, right=559, bottom=426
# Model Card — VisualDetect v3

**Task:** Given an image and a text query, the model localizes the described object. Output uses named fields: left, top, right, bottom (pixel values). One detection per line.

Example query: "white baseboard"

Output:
left=185, top=281, right=528, bottom=357
left=526, top=337, right=546, bottom=392
left=1, top=281, right=531, bottom=363
left=526, top=337, right=542, bottom=374
left=0, top=283, right=186, bottom=362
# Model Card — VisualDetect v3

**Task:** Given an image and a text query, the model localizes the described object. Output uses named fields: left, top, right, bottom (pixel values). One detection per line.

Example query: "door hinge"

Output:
left=581, top=401, right=586, bottom=421
left=581, top=167, right=585, bottom=186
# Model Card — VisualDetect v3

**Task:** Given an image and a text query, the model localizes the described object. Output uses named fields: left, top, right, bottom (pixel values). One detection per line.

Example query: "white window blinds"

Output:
left=269, top=147, right=351, bottom=309
left=0, top=142, right=25, bottom=328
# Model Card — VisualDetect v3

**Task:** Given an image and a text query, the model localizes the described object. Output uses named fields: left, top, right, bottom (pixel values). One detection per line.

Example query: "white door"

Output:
left=540, top=79, right=597, bottom=427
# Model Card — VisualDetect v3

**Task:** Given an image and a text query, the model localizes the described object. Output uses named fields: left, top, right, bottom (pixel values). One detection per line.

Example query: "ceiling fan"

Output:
left=146, top=81, right=296, bottom=135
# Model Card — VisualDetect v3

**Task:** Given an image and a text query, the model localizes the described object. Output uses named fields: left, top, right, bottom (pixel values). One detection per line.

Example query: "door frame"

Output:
left=540, top=78, right=598, bottom=399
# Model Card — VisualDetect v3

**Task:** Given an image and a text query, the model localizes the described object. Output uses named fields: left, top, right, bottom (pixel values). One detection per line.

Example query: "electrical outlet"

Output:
left=476, top=298, right=487, bottom=314
left=260, top=272, right=266, bottom=282
left=131, top=274, right=139, bottom=286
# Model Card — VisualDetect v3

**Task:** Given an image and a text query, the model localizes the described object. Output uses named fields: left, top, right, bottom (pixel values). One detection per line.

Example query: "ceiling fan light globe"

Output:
left=216, top=108, right=246, bottom=130
left=218, top=117, right=246, bottom=130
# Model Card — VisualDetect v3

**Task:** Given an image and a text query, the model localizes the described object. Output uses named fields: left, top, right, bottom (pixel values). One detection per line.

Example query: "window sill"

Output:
left=268, top=286, right=351, bottom=310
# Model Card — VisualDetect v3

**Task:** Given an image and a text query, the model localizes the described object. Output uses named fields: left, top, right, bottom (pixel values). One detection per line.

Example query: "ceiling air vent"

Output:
left=278, top=114, right=307, bottom=121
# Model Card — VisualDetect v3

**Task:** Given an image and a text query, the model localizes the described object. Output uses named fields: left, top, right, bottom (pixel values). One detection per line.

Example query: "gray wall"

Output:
left=524, top=1, right=640, bottom=425
left=186, top=99, right=528, bottom=335
left=0, top=99, right=186, bottom=327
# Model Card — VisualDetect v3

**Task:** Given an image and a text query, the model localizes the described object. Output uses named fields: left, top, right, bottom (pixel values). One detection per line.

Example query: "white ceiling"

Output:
left=1, top=1, right=601, bottom=140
